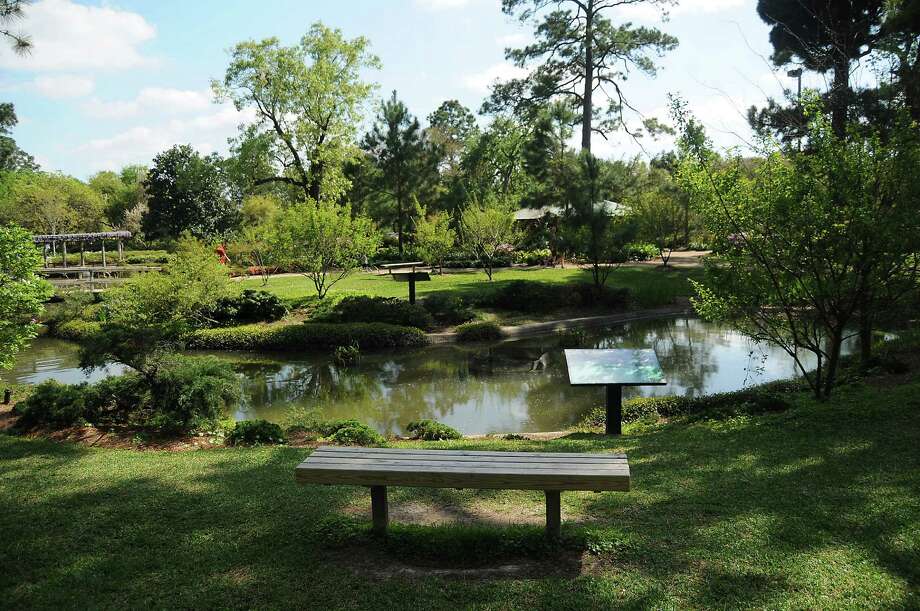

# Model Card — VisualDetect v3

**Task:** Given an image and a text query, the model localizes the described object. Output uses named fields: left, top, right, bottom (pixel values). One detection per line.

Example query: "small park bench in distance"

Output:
left=295, top=446, right=630, bottom=537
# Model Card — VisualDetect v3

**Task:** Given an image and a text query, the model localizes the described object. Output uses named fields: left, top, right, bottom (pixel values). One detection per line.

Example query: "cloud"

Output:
left=74, top=104, right=255, bottom=172
left=0, top=0, right=156, bottom=71
left=83, top=88, right=213, bottom=119
left=414, top=0, right=473, bottom=9
left=463, top=62, right=528, bottom=93
left=496, top=33, right=530, bottom=48
left=32, top=74, right=94, bottom=98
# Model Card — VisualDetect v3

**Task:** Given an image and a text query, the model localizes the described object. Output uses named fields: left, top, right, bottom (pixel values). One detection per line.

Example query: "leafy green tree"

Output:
left=0, top=172, right=105, bottom=234
left=269, top=201, right=379, bottom=298
left=88, top=166, right=148, bottom=230
left=214, top=22, right=379, bottom=203
left=0, top=224, right=51, bottom=370
left=241, top=194, right=280, bottom=227
left=521, top=102, right=579, bottom=211
left=677, top=98, right=920, bottom=399
left=0, top=103, right=36, bottom=173
left=629, top=161, right=687, bottom=265
left=359, top=91, right=440, bottom=255
left=460, top=194, right=519, bottom=281
left=486, top=0, right=678, bottom=152
left=460, top=116, right=531, bottom=203
left=142, top=145, right=239, bottom=242
left=81, top=237, right=239, bottom=379
left=427, top=100, right=478, bottom=177
left=565, top=153, right=636, bottom=288
left=413, top=206, right=456, bottom=273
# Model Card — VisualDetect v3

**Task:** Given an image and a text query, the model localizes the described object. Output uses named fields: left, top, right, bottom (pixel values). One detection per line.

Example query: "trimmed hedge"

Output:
left=580, top=387, right=794, bottom=428
left=226, top=419, right=286, bottom=446
left=314, top=418, right=385, bottom=446
left=455, top=321, right=503, bottom=343
left=54, top=319, right=102, bottom=341
left=187, top=321, right=429, bottom=351
left=472, top=281, right=631, bottom=313
left=207, top=290, right=288, bottom=326
left=422, top=293, right=474, bottom=326
left=320, top=295, right=434, bottom=330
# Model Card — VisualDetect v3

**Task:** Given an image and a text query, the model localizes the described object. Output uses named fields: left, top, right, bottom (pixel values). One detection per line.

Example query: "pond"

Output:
left=4, top=317, right=859, bottom=435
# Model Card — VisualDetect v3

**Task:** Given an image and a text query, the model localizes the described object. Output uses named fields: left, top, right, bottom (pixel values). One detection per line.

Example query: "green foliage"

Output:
left=421, top=293, right=474, bottom=326
left=226, top=419, right=286, bottom=446
left=13, top=380, right=90, bottom=429
left=145, top=356, right=241, bottom=433
left=54, top=319, right=101, bottom=342
left=187, top=321, right=429, bottom=351
left=359, top=91, right=440, bottom=254
left=405, top=419, right=462, bottom=441
left=332, top=343, right=360, bottom=367
left=460, top=193, right=519, bottom=281
left=320, top=295, right=433, bottom=330
left=314, top=418, right=385, bottom=446
left=88, top=167, right=148, bottom=231
left=413, top=209, right=456, bottom=270
left=0, top=224, right=52, bottom=370
left=484, top=279, right=578, bottom=313
left=142, top=144, right=238, bottom=242
left=0, top=102, right=36, bottom=172
left=0, top=172, right=105, bottom=234
left=624, top=242, right=659, bottom=261
left=207, top=289, right=288, bottom=326
left=214, top=22, right=380, bottom=202
left=455, top=320, right=503, bottom=343
left=268, top=200, right=379, bottom=299
left=512, top=248, right=552, bottom=265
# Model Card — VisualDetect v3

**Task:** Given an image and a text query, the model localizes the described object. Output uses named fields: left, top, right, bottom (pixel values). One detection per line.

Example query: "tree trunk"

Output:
left=822, top=327, right=845, bottom=399
left=859, top=309, right=873, bottom=365
left=308, top=161, right=324, bottom=202
left=580, top=1, right=594, bottom=152
left=831, top=56, right=850, bottom=139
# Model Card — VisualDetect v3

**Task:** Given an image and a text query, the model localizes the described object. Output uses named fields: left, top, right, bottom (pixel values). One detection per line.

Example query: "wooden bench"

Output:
left=295, top=446, right=630, bottom=537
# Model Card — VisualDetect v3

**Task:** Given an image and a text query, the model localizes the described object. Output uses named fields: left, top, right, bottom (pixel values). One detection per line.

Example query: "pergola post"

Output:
left=117, top=238, right=124, bottom=264
left=101, top=239, right=107, bottom=268
left=80, top=242, right=85, bottom=266
left=42, top=244, right=48, bottom=267
left=62, top=240, right=67, bottom=268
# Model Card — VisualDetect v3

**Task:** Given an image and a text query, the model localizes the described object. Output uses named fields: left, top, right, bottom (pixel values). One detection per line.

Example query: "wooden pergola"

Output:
left=32, top=231, right=131, bottom=268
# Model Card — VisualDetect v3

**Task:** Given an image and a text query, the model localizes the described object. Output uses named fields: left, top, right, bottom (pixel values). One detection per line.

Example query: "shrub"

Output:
left=333, top=343, right=360, bottom=367
left=226, top=419, right=286, bottom=446
left=320, top=296, right=434, bottom=330
left=405, top=419, right=462, bottom=440
left=82, top=373, right=149, bottom=423
left=146, top=356, right=241, bottom=432
left=512, top=248, right=552, bottom=266
left=556, top=328, right=589, bottom=348
left=455, top=321, right=503, bottom=343
left=187, top=322, right=429, bottom=351
left=579, top=388, right=793, bottom=428
left=624, top=242, right=659, bottom=261
left=54, top=319, right=102, bottom=341
left=422, top=293, right=475, bottom=326
left=482, top=280, right=578, bottom=313
left=207, top=290, right=288, bottom=326
left=315, top=419, right=385, bottom=446
left=13, top=380, right=89, bottom=429
left=570, top=283, right=632, bottom=309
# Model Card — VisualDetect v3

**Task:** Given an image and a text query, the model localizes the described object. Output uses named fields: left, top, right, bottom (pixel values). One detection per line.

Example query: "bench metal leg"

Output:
left=370, top=485, right=388, bottom=535
left=545, top=490, right=561, bottom=538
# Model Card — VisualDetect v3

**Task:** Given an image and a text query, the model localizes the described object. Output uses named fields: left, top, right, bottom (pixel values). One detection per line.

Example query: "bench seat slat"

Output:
left=312, top=446, right=627, bottom=460
left=310, top=450, right=626, bottom=465
left=305, top=457, right=629, bottom=473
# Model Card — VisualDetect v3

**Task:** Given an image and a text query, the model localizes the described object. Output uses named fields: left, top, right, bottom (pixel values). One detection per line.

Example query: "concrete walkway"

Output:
left=428, top=305, right=694, bottom=344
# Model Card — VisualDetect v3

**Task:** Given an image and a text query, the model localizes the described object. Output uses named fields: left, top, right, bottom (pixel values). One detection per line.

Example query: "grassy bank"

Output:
left=240, top=265, right=701, bottom=311
left=2, top=369, right=918, bottom=608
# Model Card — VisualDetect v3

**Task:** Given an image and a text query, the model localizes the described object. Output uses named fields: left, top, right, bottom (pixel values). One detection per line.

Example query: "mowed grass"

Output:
left=240, top=265, right=702, bottom=310
left=2, top=377, right=919, bottom=608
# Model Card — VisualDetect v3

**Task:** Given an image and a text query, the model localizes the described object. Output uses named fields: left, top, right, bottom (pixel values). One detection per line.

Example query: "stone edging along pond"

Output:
left=427, top=305, right=695, bottom=344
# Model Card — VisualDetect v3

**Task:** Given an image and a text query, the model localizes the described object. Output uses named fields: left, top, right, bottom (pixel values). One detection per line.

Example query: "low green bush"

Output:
left=512, top=248, right=552, bottom=266
left=13, top=380, right=90, bottom=429
left=319, top=295, right=434, bottom=330
left=187, top=322, right=429, bottom=351
left=624, top=242, right=659, bottom=261
left=53, top=319, right=102, bottom=341
left=421, top=293, right=474, bottom=326
left=315, top=419, right=385, bottom=446
left=579, top=388, right=793, bottom=428
left=570, top=283, right=632, bottom=309
left=455, top=321, right=503, bottom=343
left=479, top=280, right=578, bottom=313
left=207, top=290, right=288, bottom=326
left=405, top=419, right=462, bottom=440
left=146, top=356, right=241, bottom=432
left=226, top=419, right=286, bottom=446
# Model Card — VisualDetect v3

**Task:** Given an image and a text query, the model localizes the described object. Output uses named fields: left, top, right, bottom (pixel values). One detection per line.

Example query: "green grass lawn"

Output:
left=241, top=265, right=702, bottom=311
left=2, top=374, right=918, bottom=608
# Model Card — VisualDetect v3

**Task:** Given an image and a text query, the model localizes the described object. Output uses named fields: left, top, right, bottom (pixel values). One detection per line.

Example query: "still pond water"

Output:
left=4, top=318, right=853, bottom=435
